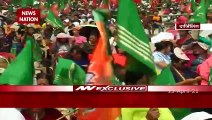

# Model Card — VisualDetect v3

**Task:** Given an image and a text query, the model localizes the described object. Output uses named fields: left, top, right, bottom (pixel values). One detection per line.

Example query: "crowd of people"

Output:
left=0, top=0, right=212, bottom=119
left=0, top=0, right=211, bottom=86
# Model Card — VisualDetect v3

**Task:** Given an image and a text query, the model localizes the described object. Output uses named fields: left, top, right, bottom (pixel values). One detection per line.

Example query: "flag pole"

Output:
left=56, top=108, right=79, bottom=120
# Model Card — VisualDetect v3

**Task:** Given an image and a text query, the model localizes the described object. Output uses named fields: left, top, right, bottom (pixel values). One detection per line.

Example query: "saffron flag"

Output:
left=86, top=9, right=113, bottom=85
left=117, top=0, right=156, bottom=75
left=0, top=36, right=34, bottom=85
left=81, top=9, right=121, bottom=120
left=54, top=58, right=86, bottom=85
left=78, top=108, right=120, bottom=120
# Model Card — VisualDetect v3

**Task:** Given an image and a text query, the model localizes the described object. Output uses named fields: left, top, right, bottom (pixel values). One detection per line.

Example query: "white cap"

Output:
left=79, top=19, right=84, bottom=24
left=193, top=42, right=209, bottom=50
left=73, top=22, right=80, bottom=26
left=151, top=32, right=174, bottom=44
left=63, top=19, right=70, bottom=23
left=81, top=14, right=86, bottom=17
left=0, top=108, right=25, bottom=120
left=174, top=47, right=190, bottom=60
left=56, top=33, right=73, bottom=39
left=88, top=18, right=94, bottom=23
left=87, top=13, right=92, bottom=17
left=182, top=112, right=212, bottom=120
left=1, top=10, right=8, bottom=15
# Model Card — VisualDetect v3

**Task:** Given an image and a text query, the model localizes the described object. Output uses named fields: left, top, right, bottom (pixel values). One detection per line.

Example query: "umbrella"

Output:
left=69, top=24, right=100, bottom=40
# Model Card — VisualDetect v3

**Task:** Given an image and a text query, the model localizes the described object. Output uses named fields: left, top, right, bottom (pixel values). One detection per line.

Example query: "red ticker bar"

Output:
left=0, top=86, right=211, bottom=93
left=0, top=86, right=73, bottom=92
left=148, top=86, right=212, bottom=93
left=0, top=92, right=211, bottom=108
left=0, top=86, right=211, bottom=107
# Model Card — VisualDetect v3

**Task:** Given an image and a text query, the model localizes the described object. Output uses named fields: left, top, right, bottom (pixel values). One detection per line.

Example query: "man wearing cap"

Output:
left=71, top=14, right=81, bottom=23
left=189, top=42, right=209, bottom=72
left=52, top=33, right=73, bottom=54
left=171, top=47, right=201, bottom=85
left=63, top=19, right=71, bottom=35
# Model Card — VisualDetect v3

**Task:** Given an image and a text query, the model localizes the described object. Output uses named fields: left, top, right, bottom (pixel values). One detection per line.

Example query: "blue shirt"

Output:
left=153, top=51, right=171, bottom=71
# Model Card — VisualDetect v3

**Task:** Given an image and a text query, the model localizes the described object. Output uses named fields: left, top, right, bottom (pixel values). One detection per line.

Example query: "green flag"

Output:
left=54, top=58, right=86, bottom=85
left=199, top=36, right=212, bottom=46
left=155, top=65, right=176, bottom=85
left=20, top=0, right=34, bottom=8
left=59, top=0, right=66, bottom=10
left=47, top=0, right=54, bottom=8
left=0, top=36, right=34, bottom=85
left=112, top=76, right=123, bottom=85
left=170, top=108, right=191, bottom=120
left=45, top=10, right=64, bottom=29
left=205, top=0, right=212, bottom=10
left=189, top=0, right=207, bottom=23
left=166, top=0, right=171, bottom=6
left=11, top=0, right=20, bottom=5
left=191, top=0, right=197, bottom=12
left=32, top=39, right=42, bottom=62
left=117, top=0, right=156, bottom=75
